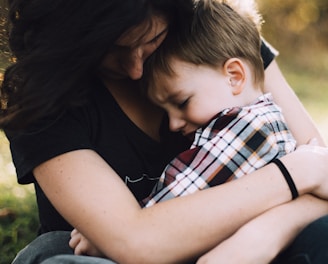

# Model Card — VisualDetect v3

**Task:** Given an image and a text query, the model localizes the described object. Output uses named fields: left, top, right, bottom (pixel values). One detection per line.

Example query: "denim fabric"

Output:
left=12, top=231, right=74, bottom=264
left=11, top=231, right=117, bottom=264
left=41, top=255, right=117, bottom=264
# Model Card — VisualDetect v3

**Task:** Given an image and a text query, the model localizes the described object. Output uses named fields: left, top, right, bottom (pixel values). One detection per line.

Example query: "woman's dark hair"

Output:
left=0, top=0, right=189, bottom=130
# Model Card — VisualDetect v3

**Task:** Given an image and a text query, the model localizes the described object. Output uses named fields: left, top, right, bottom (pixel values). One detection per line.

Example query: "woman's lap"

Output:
left=11, top=231, right=74, bottom=264
left=11, top=231, right=116, bottom=264
left=12, top=215, right=328, bottom=264
left=41, top=255, right=117, bottom=264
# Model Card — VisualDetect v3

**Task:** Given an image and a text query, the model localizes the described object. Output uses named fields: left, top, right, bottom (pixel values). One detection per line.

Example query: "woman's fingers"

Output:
left=69, top=229, right=82, bottom=253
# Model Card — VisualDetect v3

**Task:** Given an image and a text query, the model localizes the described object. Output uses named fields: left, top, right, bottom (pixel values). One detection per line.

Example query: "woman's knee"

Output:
left=12, top=231, right=73, bottom=264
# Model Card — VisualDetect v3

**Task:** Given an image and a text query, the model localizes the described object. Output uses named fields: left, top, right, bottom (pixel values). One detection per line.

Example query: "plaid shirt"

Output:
left=142, top=93, right=296, bottom=207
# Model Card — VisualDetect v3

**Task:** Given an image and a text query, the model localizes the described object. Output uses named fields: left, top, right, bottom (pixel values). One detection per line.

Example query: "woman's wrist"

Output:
left=271, top=159, right=299, bottom=200
left=278, top=147, right=328, bottom=199
left=279, top=153, right=313, bottom=196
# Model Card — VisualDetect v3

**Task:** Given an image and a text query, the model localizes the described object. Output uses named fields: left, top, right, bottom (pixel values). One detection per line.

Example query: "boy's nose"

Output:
left=169, top=115, right=186, bottom=132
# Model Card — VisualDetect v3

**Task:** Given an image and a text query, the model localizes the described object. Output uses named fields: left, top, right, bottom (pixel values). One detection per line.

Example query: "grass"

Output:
left=0, top=132, right=39, bottom=264
left=0, top=54, right=328, bottom=263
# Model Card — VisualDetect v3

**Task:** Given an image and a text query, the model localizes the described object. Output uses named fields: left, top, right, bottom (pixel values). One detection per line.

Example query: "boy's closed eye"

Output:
left=176, top=98, right=190, bottom=109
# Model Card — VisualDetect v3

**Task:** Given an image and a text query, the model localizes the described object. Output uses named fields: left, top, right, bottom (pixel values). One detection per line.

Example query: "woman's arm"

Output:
left=263, top=60, right=326, bottom=146
left=197, top=194, right=328, bottom=264
left=34, top=144, right=328, bottom=264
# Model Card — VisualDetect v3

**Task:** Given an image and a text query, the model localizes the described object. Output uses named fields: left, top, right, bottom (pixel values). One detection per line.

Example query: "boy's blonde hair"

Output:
left=214, top=0, right=263, bottom=30
left=144, top=0, right=264, bottom=92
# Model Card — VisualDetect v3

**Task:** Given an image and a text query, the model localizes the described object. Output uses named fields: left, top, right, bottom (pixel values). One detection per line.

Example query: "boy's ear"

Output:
left=223, top=58, right=246, bottom=95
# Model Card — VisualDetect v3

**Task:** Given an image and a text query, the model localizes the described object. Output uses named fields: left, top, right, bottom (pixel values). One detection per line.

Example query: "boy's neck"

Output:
left=236, top=82, right=264, bottom=107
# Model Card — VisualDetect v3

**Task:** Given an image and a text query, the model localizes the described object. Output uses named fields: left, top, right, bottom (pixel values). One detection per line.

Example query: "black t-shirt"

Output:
left=6, top=41, right=276, bottom=234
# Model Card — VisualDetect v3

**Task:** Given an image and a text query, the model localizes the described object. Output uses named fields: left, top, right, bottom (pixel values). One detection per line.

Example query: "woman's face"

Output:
left=101, top=15, right=168, bottom=81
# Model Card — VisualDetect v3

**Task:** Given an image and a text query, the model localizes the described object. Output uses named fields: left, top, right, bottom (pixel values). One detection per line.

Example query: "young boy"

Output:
left=140, top=0, right=296, bottom=207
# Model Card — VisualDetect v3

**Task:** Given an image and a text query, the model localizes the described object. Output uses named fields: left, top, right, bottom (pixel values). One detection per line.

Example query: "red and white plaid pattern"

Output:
left=141, top=93, right=296, bottom=207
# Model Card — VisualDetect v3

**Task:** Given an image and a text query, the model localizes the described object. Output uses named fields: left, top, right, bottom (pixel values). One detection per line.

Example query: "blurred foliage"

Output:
left=259, top=0, right=328, bottom=50
left=259, top=0, right=328, bottom=143
left=259, top=0, right=328, bottom=62
left=0, top=0, right=11, bottom=72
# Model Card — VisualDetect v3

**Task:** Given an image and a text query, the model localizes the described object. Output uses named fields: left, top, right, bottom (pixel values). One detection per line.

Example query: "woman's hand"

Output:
left=279, top=140, right=328, bottom=200
left=69, top=228, right=104, bottom=257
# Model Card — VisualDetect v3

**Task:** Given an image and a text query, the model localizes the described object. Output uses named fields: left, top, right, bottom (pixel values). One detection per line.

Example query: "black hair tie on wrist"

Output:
left=271, top=159, right=299, bottom=200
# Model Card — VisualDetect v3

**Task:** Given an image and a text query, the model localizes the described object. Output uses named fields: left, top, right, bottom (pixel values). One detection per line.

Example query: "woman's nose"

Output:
left=124, top=47, right=144, bottom=80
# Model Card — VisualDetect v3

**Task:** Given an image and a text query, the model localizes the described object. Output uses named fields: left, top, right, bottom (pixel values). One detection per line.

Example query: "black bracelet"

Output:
left=271, top=159, right=299, bottom=200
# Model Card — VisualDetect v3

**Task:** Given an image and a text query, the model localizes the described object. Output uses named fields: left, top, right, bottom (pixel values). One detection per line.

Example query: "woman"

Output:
left=1, top=0, right=328, bottom=263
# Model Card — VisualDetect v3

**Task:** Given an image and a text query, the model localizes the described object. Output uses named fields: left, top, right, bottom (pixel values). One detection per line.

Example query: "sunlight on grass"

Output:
left=0, top=132, right=38, bottom=264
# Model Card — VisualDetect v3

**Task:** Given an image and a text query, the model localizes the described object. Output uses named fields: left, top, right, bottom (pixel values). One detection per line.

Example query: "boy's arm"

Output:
left=197, top=194, right=328, bottom=264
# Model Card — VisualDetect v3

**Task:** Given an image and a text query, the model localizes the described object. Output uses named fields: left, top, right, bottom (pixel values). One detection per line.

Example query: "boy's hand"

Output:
left=69, top=228, right=104, bottom=257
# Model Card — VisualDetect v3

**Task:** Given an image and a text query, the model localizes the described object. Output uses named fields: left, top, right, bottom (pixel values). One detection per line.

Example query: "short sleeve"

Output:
left=261, top=38, right=279, bottom=69
left=5, top=108, right=94, bottom=184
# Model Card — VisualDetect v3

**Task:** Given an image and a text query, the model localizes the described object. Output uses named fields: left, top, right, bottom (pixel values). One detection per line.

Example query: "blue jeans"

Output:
left=11, top=231, right=116, bottom=264
left=12, top=215, right=328, bottom=264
